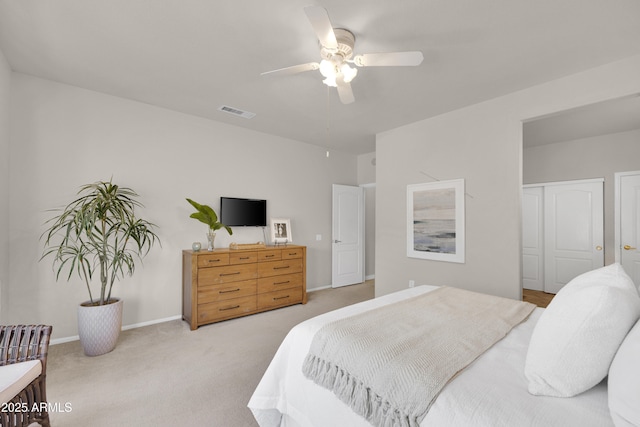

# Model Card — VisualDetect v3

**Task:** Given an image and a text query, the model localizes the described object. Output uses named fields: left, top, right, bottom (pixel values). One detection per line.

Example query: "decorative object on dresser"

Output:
left=182, top=245, right=307, bottom=330
left=41, top=179, right=160, bottom=356
left=186, top=198, right=233, bottom=251
left=229, top=242, right=266, bottom=250
left=270, top=218, right=292, bottom=244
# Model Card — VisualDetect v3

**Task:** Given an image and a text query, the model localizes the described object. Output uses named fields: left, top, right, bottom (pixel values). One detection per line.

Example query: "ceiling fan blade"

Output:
left=261, top=62, right=320, bottom=77
left=303, top=6, right=338, bottom=49
left=336, top=78, right=355, bottom=104
left=353, top=51, right=424, bottom=67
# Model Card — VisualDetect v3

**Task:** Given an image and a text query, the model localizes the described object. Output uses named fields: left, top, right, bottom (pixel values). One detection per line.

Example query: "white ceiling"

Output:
left=1, top=0, right=639, bottom=155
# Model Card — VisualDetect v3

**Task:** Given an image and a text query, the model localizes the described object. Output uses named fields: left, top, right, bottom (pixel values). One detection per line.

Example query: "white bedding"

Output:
left=248, top=286, right=613, bottom=427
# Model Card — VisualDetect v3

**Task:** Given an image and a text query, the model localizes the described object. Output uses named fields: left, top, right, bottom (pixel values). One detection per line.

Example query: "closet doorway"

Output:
left=522, top=179, right=604, bottom=294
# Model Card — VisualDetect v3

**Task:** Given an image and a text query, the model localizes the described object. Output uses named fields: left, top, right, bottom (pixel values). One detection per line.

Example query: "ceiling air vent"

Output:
left=218, top=105, right=256, bottom=119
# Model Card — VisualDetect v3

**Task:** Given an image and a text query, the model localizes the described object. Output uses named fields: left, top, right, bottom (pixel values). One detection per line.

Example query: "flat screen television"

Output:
left=219, top=197, right=267, bottom=227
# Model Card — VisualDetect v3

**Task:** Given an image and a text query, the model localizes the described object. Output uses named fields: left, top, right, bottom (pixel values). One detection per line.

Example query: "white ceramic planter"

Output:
left=77, top=298, right=123, bottom=357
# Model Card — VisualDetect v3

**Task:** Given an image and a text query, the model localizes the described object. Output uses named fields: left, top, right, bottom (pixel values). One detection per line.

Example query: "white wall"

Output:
left=376, top=55, right=640, bottom=300
left=357, top=152, right=377, bottom=279
left=357, top=152, right=376, bottom=185
left=524, top=128, right=640, bottom=265
left=0, top=49, right=10, bottom=318
left=7, top=73, right=357, bottom=340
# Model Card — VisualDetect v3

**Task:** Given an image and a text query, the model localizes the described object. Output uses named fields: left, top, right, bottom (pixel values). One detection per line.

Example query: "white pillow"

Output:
left=524, top=263, right=640, bottom=397
left=609, top=318, right=640, bottom=427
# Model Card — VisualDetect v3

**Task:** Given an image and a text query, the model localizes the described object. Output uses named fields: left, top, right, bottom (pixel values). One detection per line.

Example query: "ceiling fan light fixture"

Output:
left=320, top=59, right=338, bottom=87
left=341, top=63, right=357, bottom=83
left=322, top=75, right=337, bottom=87
left=319, top=59, right=357, bottom=87
left=261, top=7, right=423, bottom=104
left=319, top=59, right=335, bottom=77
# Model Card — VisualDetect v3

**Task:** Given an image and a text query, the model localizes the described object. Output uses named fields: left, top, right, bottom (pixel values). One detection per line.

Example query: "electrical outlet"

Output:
left=409, top=280, right=415, bottom=288
left=316, top=234, right=322, bottom=241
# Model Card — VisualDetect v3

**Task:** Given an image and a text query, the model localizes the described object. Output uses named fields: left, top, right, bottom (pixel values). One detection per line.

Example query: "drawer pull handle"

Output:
left=274, top=281, right=290, bottom=285
left=219, top=288, right=240, bottom=294
left=274, top=266, right=290, bottom=270
left=207, top=259, right=221, bottom=263
left=288, top=253, right=297, bottom=256
left=273, top=295, right=290, bottom=301
left=265, top=254, right=275, bottom=258
left=220, top=272, right=241, bottom=276
left=219, top=305, right=240, bottom=311
left=239, top=257, right=250, bottom=260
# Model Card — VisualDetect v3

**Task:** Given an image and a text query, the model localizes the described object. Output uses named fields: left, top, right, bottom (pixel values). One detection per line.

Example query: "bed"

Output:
left=248, top=264, right=640, bottom=427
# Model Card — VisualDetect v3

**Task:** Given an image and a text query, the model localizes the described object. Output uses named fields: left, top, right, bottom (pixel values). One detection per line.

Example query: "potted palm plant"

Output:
left=41, top=180, right=160, bottom=356
left=186, top=198, right=232, bottom=250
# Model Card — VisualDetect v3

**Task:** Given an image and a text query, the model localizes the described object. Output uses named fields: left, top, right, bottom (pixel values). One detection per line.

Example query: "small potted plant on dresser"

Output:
left=41, top=179, right=160, bottom=356
left=186, top=198, right=232, bottom=250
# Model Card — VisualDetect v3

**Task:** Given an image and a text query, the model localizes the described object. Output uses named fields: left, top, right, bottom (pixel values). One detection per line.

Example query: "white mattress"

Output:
left=248, top=285, right=613, bottom=427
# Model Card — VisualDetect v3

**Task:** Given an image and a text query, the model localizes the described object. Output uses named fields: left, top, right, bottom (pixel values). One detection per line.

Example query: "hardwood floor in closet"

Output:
left=523, top=289, right=555, bottom=308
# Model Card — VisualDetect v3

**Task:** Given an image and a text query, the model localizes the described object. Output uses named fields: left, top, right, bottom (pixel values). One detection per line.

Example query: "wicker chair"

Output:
left=0, top=325, right=52, bottom=427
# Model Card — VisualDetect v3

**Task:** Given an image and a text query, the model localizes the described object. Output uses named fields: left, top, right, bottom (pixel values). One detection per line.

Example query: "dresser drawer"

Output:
left=198, top=280, right=257, bottom=304
left=198, top=263, right=258, bottom=285
left=257, top=273, right=302, bottom=294
left=230, top=251, right=258, bottom=264
left=197, top=253, right=230, bottom=268
left=198, top=296, right=257, bottom=323
left=281, top=248, right=303, bottom=259
left=258, top=287, right=303, bottom=310
left=258, top=249, right=281, bottom=262
left=258, top=258, right=303, bottom=278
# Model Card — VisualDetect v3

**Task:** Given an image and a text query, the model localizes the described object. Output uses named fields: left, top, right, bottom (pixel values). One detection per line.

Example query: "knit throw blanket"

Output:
left=302, top=286, right=535, bottom=427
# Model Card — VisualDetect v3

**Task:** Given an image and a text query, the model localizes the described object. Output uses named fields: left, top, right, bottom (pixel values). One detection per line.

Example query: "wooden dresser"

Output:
left=182, top=245, right=307, bottom=330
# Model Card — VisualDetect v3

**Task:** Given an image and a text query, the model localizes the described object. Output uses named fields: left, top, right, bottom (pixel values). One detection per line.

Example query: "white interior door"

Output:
left=332, top=184, right=364, bottom=288
left=544, top=180, right=604, bottom=293
left=522, top=186, right=544, bottom=291
left=617, top=172, right=640, bottom=288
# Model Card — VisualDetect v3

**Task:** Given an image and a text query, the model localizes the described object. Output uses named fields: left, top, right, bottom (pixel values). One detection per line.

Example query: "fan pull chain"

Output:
left=325, top=85, right=330, bottom=158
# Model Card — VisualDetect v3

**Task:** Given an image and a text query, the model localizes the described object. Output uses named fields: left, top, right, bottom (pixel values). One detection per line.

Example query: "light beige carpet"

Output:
left=46, top=281, right=374, bottom=427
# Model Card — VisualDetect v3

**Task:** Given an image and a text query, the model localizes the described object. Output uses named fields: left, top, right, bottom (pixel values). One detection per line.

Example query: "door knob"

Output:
left=595, top=246, right=602, bottom=251
left=624, top=245, right=636, bottom=250
left=333, top=240, right=342, bottom=243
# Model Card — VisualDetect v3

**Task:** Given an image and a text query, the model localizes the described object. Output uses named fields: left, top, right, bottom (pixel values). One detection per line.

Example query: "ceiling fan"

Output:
left=261, top=6, right=424, bottom=104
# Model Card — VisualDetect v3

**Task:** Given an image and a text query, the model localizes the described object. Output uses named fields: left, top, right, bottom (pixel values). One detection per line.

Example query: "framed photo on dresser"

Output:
left=271, top=218, right=292, bottom=244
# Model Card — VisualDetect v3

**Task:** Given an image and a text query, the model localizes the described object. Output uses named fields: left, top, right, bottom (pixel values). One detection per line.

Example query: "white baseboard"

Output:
left=308, top=277, right=374, bottom=293
left=121, top=315, right=182, bottom=331
left=307, top=284, right=332, bottom=292
left=50, top=314, right=183, bottom=346
left=50, top=335, right=80, bottom=345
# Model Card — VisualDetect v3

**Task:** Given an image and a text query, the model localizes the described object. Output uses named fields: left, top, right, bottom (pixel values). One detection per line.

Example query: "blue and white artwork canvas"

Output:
left=407, top=179, right=465, bottom=263
left=413, top=188, right=456, bottom=253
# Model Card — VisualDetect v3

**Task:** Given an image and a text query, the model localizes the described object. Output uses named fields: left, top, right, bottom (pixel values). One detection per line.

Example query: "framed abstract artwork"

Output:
left=407, top=179, right=465, bottom=263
